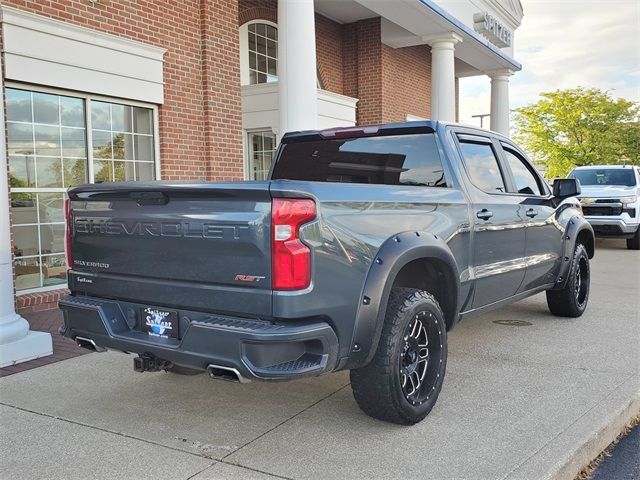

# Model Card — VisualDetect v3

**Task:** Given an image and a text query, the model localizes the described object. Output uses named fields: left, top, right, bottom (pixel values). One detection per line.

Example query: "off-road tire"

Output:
left=546, top=243, right=590, bottom=317
left=165, top=364, right=202, bottom=375
left=350, top=288, right=448, bottom=425
left=626, top=228, right=640, bottom=250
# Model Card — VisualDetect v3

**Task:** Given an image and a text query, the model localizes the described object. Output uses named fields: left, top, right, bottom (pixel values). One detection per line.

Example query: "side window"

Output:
left=502, top=148, right=544, bottom=195
left=458, top=140, right=506, bottom=193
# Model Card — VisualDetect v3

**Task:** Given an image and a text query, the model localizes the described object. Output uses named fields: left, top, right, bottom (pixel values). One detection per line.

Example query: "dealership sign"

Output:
left=473, top=12, right=512, bottom=48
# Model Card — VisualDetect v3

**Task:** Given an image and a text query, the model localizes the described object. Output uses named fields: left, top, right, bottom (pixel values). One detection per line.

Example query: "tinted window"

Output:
left=503, top=148, right=543, bottom=195
left=458, top=141, right=506, bottom=193
left=569, top=168, right=636, bottom=187
left=272, top=134, right=447, bottom=187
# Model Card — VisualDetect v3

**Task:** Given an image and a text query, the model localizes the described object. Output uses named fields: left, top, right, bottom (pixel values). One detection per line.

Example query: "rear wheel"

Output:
left=627, top=228, right=640, bottom=250
left=546, top=243, right=590, bottom=317
left=350, top=288, right=447, bottom=425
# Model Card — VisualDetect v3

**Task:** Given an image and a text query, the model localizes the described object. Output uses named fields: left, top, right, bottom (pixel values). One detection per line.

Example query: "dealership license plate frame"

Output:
left=140, top=306, right=179, bottom=339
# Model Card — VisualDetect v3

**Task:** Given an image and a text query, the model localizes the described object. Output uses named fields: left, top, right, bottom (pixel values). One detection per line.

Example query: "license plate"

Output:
left=140, top=306, right=179, bottom=338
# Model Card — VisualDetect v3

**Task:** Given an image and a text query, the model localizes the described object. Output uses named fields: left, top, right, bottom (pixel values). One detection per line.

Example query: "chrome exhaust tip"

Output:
left=75, top=336, right=106, bottom=353
left=207, top=364, right=250, bottom=383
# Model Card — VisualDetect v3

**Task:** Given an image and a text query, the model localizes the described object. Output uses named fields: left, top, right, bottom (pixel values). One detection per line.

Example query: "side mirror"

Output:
left=553, top=178, right=581, bottom=198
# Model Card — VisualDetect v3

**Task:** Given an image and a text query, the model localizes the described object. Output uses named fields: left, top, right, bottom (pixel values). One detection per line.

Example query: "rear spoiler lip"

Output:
left=67, top=180, right=272, bottom=201
left=280, top=120, right=438, bottom=143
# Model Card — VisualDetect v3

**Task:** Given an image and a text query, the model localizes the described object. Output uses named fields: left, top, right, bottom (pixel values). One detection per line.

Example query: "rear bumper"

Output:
left=58, top=295, right=339, bottom=381
left=584, top=217, right=639, bottom=237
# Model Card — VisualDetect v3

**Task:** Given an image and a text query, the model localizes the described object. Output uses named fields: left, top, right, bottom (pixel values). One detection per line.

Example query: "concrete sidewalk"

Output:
left=1, top=240, right=638, bottom=480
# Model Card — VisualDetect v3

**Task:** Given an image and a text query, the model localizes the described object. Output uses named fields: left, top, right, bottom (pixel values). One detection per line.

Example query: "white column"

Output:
left=0, top=54, right=53, bottom=368
left=427, top=33, right=462, bottom=122
left=488, top=69, right=513, bottom=136
left=278, top=0, right=318, bottom=134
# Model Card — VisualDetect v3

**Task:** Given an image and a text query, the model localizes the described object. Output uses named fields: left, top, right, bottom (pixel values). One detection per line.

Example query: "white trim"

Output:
left=316, top=89, right=359, bottom=109
left=2, top=7, right=166, bottom=104
left=1, top=7, right=166, bottom=61
left=241, top=82, right=357, bottom=134
left=153, top=104, right=161, bottom=179
left=239, top=22, right=250, bottom=86
left=5, top=81, right=159, bottom=109
left=11, top=188, right=67, bottom=193
left=242, top=83, right=358, bottom=107
left=478, top=0, right=524, bottom=29
left=242, top=82, right=279, bottom=97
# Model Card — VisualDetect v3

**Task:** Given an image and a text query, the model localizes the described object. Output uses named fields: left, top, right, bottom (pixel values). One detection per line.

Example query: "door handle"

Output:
left=476, top=209, right=493, bottom=220
left=525, top=208, right=538, bottom=218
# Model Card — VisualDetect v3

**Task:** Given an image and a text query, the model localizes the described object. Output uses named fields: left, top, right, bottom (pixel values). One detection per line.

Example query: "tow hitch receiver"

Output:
left=133, top=354, right=169, bottom=372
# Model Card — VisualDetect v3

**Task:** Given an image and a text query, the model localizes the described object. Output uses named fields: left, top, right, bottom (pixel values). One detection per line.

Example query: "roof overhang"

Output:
left=314, top=0, right=521, bottom=77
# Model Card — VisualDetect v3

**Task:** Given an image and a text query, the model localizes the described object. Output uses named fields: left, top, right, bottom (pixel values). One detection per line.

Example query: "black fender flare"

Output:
left=552, top=215, right=595, bottom=290
left=345, top=230, right=460, bottom=370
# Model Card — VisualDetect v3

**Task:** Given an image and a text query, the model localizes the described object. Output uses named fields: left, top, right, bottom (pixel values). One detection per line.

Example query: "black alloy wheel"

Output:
left=400, top=310, right=445, bottom=406
left=350, top=288, right=448, bottom=425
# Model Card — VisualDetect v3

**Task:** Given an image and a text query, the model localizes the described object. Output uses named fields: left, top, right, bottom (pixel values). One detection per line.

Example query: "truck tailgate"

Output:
left=67, top=182, right=272, bottom=317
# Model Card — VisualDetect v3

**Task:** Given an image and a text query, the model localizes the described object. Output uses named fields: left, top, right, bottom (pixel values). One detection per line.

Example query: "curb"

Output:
left=504, top=376, right=640, bottom=480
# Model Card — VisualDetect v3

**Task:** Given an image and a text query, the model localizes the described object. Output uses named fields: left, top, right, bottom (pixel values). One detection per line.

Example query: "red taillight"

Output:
left=271, top=198, right=316, bottom=290
left=64, top=198, right=73, bottom=269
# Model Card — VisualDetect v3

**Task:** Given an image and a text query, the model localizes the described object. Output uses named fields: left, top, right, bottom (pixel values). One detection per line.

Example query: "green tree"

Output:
left=513, top=88, right=640, bottom=178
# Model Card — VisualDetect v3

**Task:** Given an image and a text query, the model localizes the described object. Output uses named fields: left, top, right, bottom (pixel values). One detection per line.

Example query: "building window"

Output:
left=247, top=131, right=276, bottom=180
left=91, top=101, right=156, bottom=182
left=241, top=21, right=278, bottom=85
left=6, top=87, right=157, bottom=292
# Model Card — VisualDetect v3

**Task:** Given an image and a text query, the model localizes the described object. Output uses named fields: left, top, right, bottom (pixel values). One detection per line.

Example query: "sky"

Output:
left=458, top=0, right=640, bottom=127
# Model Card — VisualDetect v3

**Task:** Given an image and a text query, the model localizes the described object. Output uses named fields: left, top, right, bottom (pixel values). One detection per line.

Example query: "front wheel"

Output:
left=350, top=288, right=448, bottom=425
left=546, top=243, right=590, bottom=317
left=627, top=228, right=640, bottom=250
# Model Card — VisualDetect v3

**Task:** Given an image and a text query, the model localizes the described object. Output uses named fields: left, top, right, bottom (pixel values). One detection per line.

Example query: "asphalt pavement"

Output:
left=590, top=423, right=639, bottom=480
left=0, top=239, right=638, bottom=480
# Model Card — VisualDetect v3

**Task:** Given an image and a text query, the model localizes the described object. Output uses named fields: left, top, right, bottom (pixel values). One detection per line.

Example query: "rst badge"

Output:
left=234, top=274, right=266, bottom=283
left=142, top=307, right=179, bottom=338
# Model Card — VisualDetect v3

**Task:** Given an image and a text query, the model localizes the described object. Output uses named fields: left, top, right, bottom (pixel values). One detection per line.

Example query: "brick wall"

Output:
left=343, top=17, right=433, bottom=125
left=316, top=13, right=344, bottom=94
left=16, top=289, right=69, bottom=314
left=239, top=0, right=277, bottom=25
left=200, top=0, right=243, bottom=180
left=381, top=44, right=432, bottom=122
left=2, top=0, right=243, bottom=181
left=344, top=18, right=384, bottom=125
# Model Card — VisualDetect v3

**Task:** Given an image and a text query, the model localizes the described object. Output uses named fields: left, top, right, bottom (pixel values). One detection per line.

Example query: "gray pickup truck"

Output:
left=59, top=121, right=594, bottom=425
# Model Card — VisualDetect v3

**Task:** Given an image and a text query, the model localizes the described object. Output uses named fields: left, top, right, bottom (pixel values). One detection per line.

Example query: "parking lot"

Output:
left=0, top=239, right=638, bottom=480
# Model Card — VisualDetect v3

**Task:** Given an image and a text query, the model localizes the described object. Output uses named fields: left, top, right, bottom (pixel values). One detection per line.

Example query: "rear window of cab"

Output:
left=272, top=134, right=447, bottom=187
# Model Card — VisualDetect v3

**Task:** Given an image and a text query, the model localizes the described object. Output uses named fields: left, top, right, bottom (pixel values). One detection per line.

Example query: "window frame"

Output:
left=245, top=129, right=276, bottom=181
left=7, top=82, right=161, bottom=294
left=497, top=141, right=550, bottom=197
left=239, top=20, right=279, bottom=86
left=454, top=133, right=510, bottom=196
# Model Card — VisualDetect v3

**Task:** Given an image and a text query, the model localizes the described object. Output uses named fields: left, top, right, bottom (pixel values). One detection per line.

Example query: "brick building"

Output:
left=0, top=0, right=522, bottom=365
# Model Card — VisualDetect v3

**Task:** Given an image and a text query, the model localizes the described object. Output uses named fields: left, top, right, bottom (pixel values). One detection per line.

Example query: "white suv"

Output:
left=569, top=165, right=640, bottom=250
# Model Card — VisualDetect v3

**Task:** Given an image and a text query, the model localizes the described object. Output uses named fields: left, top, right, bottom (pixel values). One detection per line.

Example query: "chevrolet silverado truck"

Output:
left=59, top=121, right=595, bottom=425
left=569, top=165, right=640, bottom=250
